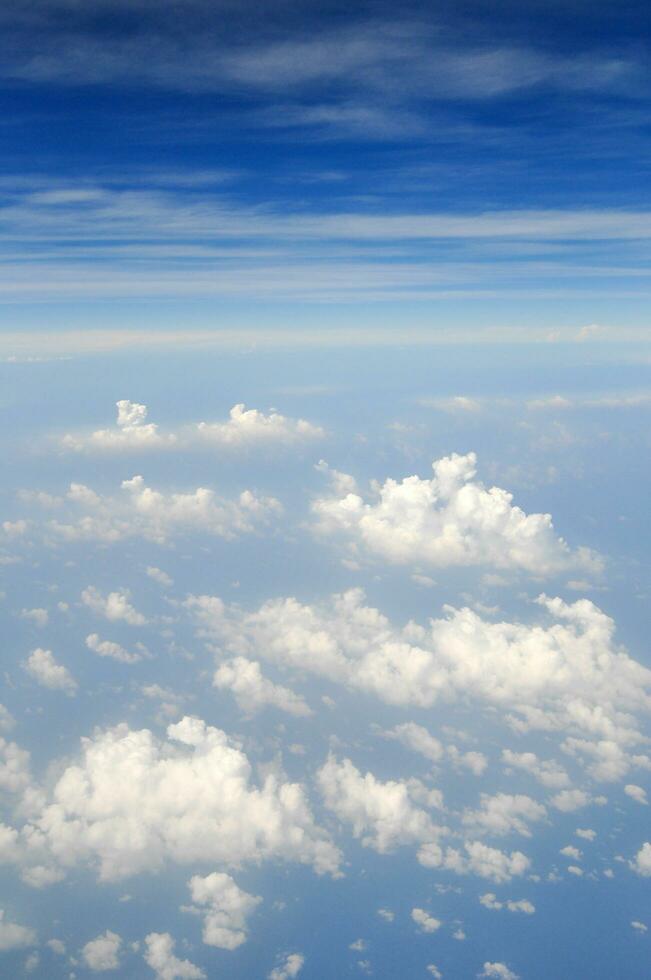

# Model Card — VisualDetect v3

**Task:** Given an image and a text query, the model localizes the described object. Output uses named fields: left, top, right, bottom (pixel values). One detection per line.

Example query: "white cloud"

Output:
left=63, top=400, right=177, bottom=452
left=411, top=908, right=441, bottom=933
left=23, top=648, right=77, bottom=695
left=197, top=403, right=323, bottom=447
left=377, top=908, right=394, bottom=922
left=0, top=705, right=15, bottom=733
left=12, top=716, right=340, bottom=882
left=418, top=396, right=482, bottom=414
left=82, top=930, right=122, bottom=971
left=62, top=400, right=322, bottom=453
left=631, top=843, right=651, bottom=876
left=560, top=846, right=582, bottom=860
left=501, top=750, right=570, bottom=789
left=82, top=587, right=147, bottom=626
left=144, top=933, right=204, bottom=980
left=185, top=589, right=651, bottom=756
left=0, top=910, right=36, bottom=951
left=550, top=790, right=591, bottom=813
left=632, top=921, right=647, bottom=933
left=312, top=452, right=601, bottom=576
left=213, top=657, right=311, bottom=717
left=86, top=633, right=144, bottom=664
left=45, top=475, right=281, bottom=545
left=383, top=722, right=444, bottom=763
left=624, top=784, right=648, bottom=805
left=20, top=608, right=48, bottom=628
left=479, top=893, right=534, bottom=914
left=186, top=872, right=261, bottom=950
left=479, top=964, right=519, bottom=980
left=0, top=737, right=32, bottom=794
left=427, top=967, right=443, bottom=979
left=317, top=755, right=443, bottom=854
left=462, top=793, right=546, bottom=838
left=421, top=841, right=530, bottom=884
left=268, top=952, right=305, bottom=980
left=576, top=828, right=596, bottom=841
left=147, top=566, right=173, bottom=588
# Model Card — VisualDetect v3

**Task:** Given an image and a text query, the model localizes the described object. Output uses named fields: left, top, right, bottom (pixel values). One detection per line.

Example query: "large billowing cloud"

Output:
left=62, top=400, right=323, bottom=452
left=185, top=588, right=651, bottom=773
left=6, top=716, right=341, bottom=884
left=312, top=453, right=601, bottom=575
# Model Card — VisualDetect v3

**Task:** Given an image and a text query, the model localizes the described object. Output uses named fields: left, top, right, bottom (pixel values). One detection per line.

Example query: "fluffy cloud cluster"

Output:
left=268, top=952, right=305, bottom=980
left=479, top=893, right=535, bottom=914
left=62, top=400, right=323, bottom=453
left=411, top=908, right=441, bottom=933
left=186, top=588, right=651, bottom=770
left=0, top=910, right=36, bottom=951
left=82, top=587, right=147, bottom=625
left=186, top=872, right=260, bottom=949
left=43, top=475, right=281, bottom=545
left=6, top=716, right=341, bottom=883
left=312, top=453, right=601, bottom=575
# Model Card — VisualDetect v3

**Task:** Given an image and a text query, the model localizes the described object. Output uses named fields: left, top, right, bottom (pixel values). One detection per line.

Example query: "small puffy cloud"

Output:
left=11, top=716, right=340, bottom=882
left=550, top=790, right=591, bottom=813
left=0, top=705, right=15, bottom=732
left=46, top=476, right=281, bottom=545
left=631, top=843, right=651, bottom=876
left=312, top=452, right=601, bottom=576
left=479, top=964, right=519, bottom=980
left=377, top=909, right=394, bottom=922
left=63, top=400, right=177, bottom=453
left=462, top=793, right=546, bottom=838
left=422, top=841, right=530, bottom=884
left=144, top=933, right=204, bottom=980
left=419, top=395, right=482, bottom=414
left=383, top=722, right=444, bottom=763
left=197, top=403, right=324, bottom=447
left=318, top=755, right=443, bottom=854
left=576, top=828, right=596, bottom=841
left=86, top=633, right=144, bottom=665
left=20, top=608, right=48, bottom=628
left=146, top=566, right=173, bottom=588
left=427, top=967, right=443, bottom=979
left=631, top=921, right=647, bottom=933
left=0, top=736, right=32, bottom=794
left=567, top=865, right=583, bottom=876
left=186, top=872, right=261, bottom=950
left=411, top=908, right=441, bottom=933
left=82, top=587, right=147, bottom=626
left=560, top=846, right=582, bottom=860
left=82, top=930, right=122, bottom=971
left=501, top=750, right=569, bottom=789
left=47, top=939, right=66, bottom=955
left=213, top=657, right=311, bottom=717
left=479, top=894, right=534, bottom=914
left=268, top=952, right=305, bottom=980
left=0, top=910, right=37, bottom=951
left=624, top=784, right=648, bottom=805
left=23, top=648, right=77, bottom=695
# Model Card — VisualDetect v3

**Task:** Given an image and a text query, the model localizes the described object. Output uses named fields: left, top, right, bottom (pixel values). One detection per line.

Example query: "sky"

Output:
left=2, top=2, right=651, bottom=979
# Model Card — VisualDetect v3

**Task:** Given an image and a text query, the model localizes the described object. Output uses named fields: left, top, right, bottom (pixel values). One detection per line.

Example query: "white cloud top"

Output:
left=82, top=930, right=122, bottom=971
left=144, top=933, right=205, bottom=980
left=186, top=872, right=261, bottom=949
left=312, top=453, right=601, bottom=575
left=23, top=648, right=77, bottom=695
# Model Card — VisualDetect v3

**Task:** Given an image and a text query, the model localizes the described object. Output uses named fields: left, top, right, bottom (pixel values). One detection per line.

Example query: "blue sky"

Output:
left=2, top=4, right=651, bottom=980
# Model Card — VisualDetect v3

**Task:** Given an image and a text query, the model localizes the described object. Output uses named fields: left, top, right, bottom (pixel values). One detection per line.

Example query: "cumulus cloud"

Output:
left=144, top=933, right=204, bottom=980
left=420, top=840, right=530, bottom=884
left=268, top=952, right=305, bottom=979
left=196, top=404, right=324, bottom=447
left=411, top=908, right=441, bottom=933
left=147, top=566, right=173, bottom=588
left=213, top=657, right=311, bottom=717
left=462, top=793, right=547, bottom=839
left=317, top=755, right=443, bottom=854
left=63, top=400, right=177, bottom=452
left=624, top=784, right=648, bottom=805
left=631, top=843, right=651, bottom=876
left=501, top=750, right=570, bottom=789
left=186, top=872, right=261, bottom=949
left=23, top=648, right=77, bottom=695
left=8, top=716, right=340, bottom=883
left=62, top=400, right=322, bottom=453
left=44, top=475, right=281, bottom=545
left=0, top=736, right=32, bottom=794
left=185, top=588, right=651, bottom=760
left=82, top=930, right=122, bottom=971
left=0, top=910, right=36, bottom=951
left=479, top=964, right=519, bottom=980
left=82, top=587, right=147, bottom=626
left=86, top=633, right=145, bottom=664
left=479, top=893, right=535, bottom=914
left=312, top=452, right=601, bottom=576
